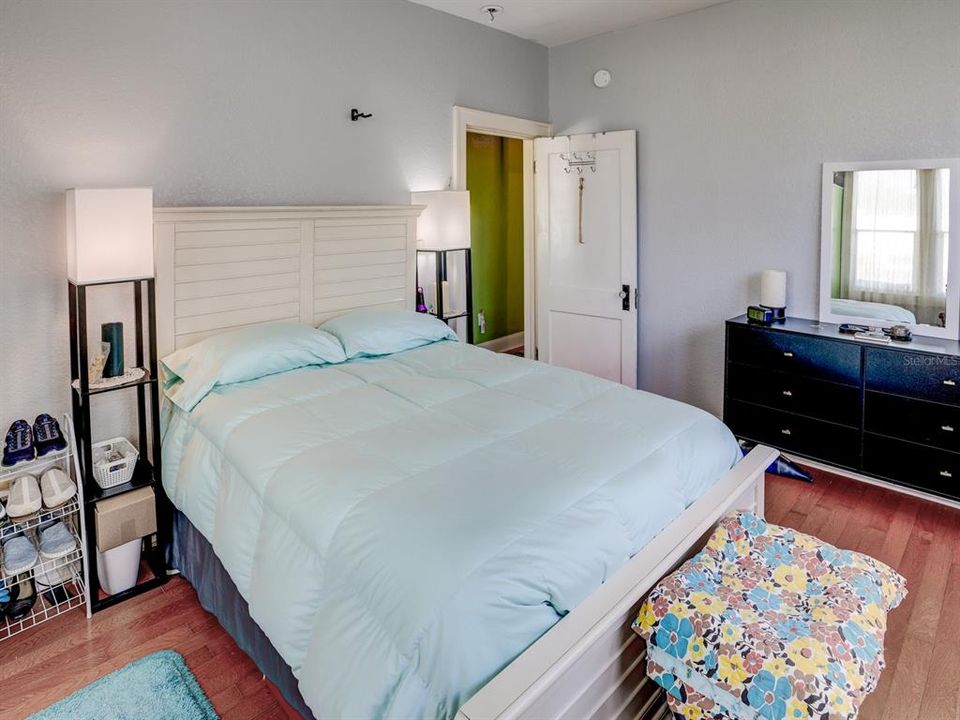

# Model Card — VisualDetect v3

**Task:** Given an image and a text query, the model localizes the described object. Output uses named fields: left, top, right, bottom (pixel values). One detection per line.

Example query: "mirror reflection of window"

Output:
left=833, top=168, right=949, bottom=326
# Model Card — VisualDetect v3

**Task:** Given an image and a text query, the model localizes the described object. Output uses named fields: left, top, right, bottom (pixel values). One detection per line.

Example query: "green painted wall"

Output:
left=466, top=132, right=524, bottom=343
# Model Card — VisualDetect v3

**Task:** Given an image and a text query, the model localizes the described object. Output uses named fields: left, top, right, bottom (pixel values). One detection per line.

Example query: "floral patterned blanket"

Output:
left=632, top=512, right=906, bottom=720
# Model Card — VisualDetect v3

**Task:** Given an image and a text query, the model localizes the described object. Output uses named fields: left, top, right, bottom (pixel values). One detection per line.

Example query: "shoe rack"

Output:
left=0, top=415, right=91, bottom=641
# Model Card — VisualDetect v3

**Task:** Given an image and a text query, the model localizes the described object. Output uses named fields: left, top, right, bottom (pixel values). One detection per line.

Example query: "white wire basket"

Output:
left=91, top=437, right=139, bottom=490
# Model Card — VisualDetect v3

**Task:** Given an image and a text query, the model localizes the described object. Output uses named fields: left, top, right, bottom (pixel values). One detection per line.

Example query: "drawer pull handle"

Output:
left=943, top=425, right=955, bottom=433
left=781, top=428, right=792, bottom=436
left=941, top=470, right=954, bottom=478
left=782, top=390, right=793, bottom=397
left=783, top=352, right=794, bottom=358
left=945, top=379, right=957, bottom=387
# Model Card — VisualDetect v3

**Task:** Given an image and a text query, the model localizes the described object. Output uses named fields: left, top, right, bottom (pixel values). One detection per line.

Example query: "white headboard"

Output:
left=154, top=205, right=423, bottom=357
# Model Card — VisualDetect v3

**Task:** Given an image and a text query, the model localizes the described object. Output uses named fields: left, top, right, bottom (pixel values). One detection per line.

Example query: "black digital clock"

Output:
left=747, top=305, right=775, bottom=324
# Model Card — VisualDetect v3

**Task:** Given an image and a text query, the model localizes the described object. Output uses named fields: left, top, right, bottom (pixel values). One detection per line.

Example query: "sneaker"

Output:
left=38, top=521, right=76, bottom=560
left=40, top=468, right=76, bottom=508
left=33, top=414, right=67, bottom=457
left=6, top=475, right=41, bottom=519
left=2, top=420, right=34, bottom=466
left=4, top=577, right=37, bottom=620
left=1, top=534, right=38, bottom=575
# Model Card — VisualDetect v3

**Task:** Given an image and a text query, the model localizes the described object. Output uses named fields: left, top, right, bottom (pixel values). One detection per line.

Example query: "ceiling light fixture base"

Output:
left=480, top=4, right=503, bottom=23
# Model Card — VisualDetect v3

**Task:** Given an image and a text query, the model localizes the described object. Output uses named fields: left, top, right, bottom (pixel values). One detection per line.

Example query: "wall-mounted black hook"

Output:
left=351, top=108, right=373, bottom=121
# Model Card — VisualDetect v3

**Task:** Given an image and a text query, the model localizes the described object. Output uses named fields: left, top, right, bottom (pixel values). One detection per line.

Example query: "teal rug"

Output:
left=28, top=650, right=218, bottom=720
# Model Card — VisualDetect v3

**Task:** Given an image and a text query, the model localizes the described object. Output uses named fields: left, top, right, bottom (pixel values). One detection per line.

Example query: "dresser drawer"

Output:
left=725, top=400, right=860, bottom=468
left=727, top=363, right=860, bottom=427
left=863, top=434, right=960, bottom=500
left=865, top=348, right=960, bottom=404
left=727, top=325, right=861, bottom=385
left=865, top=392, right=960, bottom=453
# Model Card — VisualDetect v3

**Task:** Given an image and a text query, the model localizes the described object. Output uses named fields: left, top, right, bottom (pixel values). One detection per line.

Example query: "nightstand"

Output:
left=68, top=278, right=171, bottom=612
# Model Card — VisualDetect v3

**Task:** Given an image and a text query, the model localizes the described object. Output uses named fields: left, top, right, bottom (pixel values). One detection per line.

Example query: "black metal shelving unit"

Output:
left=417, top=247, right=474, bottom=344
left=68, top=278, right=170, bottom=613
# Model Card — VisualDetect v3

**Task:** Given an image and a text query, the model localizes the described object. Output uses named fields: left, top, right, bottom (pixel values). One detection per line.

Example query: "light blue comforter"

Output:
left=831, top=297, right=917, bottom=324
left=162, top=340, right=740, bottom=719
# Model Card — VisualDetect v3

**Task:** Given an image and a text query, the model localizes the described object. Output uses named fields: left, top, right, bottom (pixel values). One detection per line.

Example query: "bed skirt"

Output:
left=171, top=510, right=317, bottom=720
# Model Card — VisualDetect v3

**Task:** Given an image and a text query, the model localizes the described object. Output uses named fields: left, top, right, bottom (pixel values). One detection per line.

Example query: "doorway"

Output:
left=453, top=109, right=638, bottom=387
left=453, top=107, right=551, bottom=359
left=466, top=132, right=524, bottom=353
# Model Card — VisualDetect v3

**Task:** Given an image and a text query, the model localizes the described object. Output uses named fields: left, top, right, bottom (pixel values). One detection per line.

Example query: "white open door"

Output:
left=534, top=131, right=638, bottom=387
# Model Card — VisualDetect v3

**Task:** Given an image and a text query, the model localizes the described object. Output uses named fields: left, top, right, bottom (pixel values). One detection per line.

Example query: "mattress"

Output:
left=161, top=339, right=741, bottom=719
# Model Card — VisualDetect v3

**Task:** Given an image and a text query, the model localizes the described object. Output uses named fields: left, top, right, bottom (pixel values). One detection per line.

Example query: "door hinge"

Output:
left=533, top=160, right=537, bottom=174
left=634, top=288, right=639, bottom=310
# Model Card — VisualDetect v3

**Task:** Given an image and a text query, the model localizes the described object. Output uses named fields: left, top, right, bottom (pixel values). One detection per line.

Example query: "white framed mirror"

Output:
left=819, top=158, right=960, bottom=340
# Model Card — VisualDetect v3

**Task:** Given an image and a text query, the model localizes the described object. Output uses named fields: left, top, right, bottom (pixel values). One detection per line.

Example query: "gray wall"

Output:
left=0, top=0, right=547, bottom=433
left=4, top=0, right=960, bottom=433
left=549, top=0, right=960, bottom=415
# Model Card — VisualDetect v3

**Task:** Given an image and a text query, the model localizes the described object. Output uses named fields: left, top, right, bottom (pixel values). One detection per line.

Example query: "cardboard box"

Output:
left=95, top=486, right=157, bottom=552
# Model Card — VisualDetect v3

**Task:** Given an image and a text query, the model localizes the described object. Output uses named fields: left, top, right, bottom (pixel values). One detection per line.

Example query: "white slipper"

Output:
left=2, top=534, right=38, bottom=575
left=6, top=475, right=41, bottom=518
left=40, top=468, right=76, bottom=508
left=34, top=559, right=78, bottom=589
left=38, top=522, right=77, bottom=559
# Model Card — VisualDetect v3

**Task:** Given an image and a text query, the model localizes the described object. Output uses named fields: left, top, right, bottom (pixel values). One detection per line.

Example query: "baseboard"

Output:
left=478, top=331, right=524, bottom=353
left=783, top=453, right=960, bottom=511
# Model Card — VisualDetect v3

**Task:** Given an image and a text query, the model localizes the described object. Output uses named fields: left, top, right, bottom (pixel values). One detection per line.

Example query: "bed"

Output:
left=155, top=205, right=777, bottom=720
left=830, top=297, right=917, bottom=324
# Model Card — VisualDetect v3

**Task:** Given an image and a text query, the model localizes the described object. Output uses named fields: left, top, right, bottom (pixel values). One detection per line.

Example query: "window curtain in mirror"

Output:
left=844, top=169, right=949, bottom=325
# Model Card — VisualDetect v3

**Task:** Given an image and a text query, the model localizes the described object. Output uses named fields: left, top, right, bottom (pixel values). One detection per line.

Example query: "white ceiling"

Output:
left=409, top=0, right=729, bottom=47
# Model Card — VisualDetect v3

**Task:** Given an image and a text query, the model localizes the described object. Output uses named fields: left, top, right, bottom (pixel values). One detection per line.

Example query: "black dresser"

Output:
left=724, top=315, right=960, bottom=502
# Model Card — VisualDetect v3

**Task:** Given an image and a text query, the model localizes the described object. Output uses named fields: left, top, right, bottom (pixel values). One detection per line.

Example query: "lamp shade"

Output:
left=66, top=188, right=154, bottom=284
left=410, top=190, right=470, bottom=250
left=760, top=269, right=787, bottom=308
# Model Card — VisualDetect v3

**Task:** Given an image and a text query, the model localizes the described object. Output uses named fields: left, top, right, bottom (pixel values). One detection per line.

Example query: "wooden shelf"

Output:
left=73, top=368, right=155, bottom=397
left=416, top=247, right=474, bottom=343
left=69, top=279, right=171, bottom=614
left=92, top=556, right=166, bottom=613
left=85, top=458, right=155, bottom=504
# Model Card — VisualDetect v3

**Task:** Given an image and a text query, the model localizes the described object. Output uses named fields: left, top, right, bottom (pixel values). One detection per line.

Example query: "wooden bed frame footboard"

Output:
left=457, top=445, right=779, bottom=720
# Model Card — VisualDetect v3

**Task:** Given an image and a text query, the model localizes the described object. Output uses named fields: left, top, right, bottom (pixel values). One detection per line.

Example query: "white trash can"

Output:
left=96, top=538, right=141, bottom=595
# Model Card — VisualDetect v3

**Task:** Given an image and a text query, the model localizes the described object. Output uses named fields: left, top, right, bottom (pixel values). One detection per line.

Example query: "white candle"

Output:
left=760, top=270, right=787, bottom=308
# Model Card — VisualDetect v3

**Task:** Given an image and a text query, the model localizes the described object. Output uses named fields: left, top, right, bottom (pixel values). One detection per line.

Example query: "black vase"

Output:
left=101, top=322, right=124, bottom=378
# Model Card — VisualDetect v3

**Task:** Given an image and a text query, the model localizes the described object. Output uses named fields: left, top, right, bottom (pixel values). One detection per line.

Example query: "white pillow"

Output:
left=319, top=309, right=458, bottom=359
left=161, top=321, right=346, bottom=411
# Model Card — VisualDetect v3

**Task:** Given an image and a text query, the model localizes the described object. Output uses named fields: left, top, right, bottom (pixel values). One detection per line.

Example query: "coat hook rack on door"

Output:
left=560, top=152, right=596, bottom=174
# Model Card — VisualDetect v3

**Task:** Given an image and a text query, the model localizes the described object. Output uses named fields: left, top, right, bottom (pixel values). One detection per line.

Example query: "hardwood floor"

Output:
left=764, top=468, right=960, bottom=720
left=0, top=575, right=300, bottom=720
left=2, top=468, right=958, bottom=719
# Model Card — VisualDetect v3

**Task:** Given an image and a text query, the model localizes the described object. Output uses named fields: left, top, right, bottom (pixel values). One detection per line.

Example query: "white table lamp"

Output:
left=66, top=188, right=154, bottom=284
left=760, top=269, right=787, bottom=322
left=411, top=190, right=471, bottom=250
